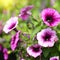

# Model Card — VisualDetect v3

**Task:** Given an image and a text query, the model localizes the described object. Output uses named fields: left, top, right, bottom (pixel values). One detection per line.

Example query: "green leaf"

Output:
left=59, top=44, right=60, bottom=51
left=30, top=21, right=45, bottom=39
left=43, top=48, right=51, bottom=57
left=31, top=25, right=41, bottom=39
left=53, top=0, right=60, bottom=12
left=0, top=14, right=2, bottom=20
left=50, top=46, right=59, bottom=56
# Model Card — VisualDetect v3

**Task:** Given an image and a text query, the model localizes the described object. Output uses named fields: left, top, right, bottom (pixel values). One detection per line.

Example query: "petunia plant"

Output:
left=0, top=4, right=60, bottom=60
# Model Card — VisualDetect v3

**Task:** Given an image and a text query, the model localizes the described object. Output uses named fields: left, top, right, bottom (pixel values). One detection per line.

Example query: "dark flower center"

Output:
left=46, top=15, right=53, bottom=23
left=11, top=35, right=16, bottom=44
left=53, top=58, right=57, bottom=60
left=43, top=33, right=51, bottom=41
left=32, top=46, right=40, bottom=52
left=9, top=23, right=16, bottom=29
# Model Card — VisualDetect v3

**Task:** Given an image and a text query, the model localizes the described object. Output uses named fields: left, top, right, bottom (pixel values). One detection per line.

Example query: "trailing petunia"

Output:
left=50, top=56, right=59, bottom=60
left=18, top=5, right=34, bottom=20
left=3, top=17, right=18, bottom=33
left=37, top=28, right=58, bottom=47
left=0, top=44, right=8, bottom=60
left=41, top=8, right=60, bottom=27
left=26, top=44, right=42, bottom=58
left=10, top=31, right=20, bottom=51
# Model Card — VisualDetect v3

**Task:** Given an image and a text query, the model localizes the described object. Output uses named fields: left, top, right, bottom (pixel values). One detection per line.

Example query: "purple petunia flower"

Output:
left=41, top=8, right=60, bottom=27
left=50, top=56, right=59, bottom=60
left=10, top=31, right=20, bottom=51
left=3, top=17, right=18, bottom=33
left=37, top=28, right=58, bottom=47
left=26, top=44, right=42, bottom=58
left=0, top=44, right=8, bottom=60
left=3, top=48, right=8, bottom=60
left=18, top=5, right=33, bottom=20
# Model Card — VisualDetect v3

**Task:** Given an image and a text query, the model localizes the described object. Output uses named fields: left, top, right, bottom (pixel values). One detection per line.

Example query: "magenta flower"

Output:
left=18, top=5, right=33, bottom=20
left=37, top=28, right=58, bottom=47
left=3, top=48, right=8, bottom=60
left=26, top=44, right=42, bottom=58
left=41, top=8, right=60, bottom=27
left=50, top=56, right=59, bottom=60
left=0, top=44, right=8, bottom=60
left=3, top=17, right=18, bottom=33
left=10, top=31, right=20, bottom=51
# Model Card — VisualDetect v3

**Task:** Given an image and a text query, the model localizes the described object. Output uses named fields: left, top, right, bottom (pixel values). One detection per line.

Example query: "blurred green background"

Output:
left=0, top=0, right=60, bottom=21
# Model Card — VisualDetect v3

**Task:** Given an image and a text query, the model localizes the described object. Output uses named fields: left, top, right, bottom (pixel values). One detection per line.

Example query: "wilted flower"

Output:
left=3, top=17, right=18, bottom=33
left=50, top=56, right=59, bottom=60
left=3, top=48, right=8, bottom=60
left=41, top=8, right=60, bottom=27
left=10, top=31, right=20, bottom=51
left=37, top=28, right=58, bottom=47
left=0, top=44, right=8, bottom=60
left=18, top=5, right=33, bottom=20
left=26, top=44, right=42, bottom=58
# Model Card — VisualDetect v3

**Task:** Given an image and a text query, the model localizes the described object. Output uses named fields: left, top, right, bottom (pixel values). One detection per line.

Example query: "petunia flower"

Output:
left=0, top=44, right=8, bottom=60
left=41, top=8, right=60, bottom=27
left=3, top=48, right=8, bottom=60
left=3, top=17, right=18, bottom=33
left=10, top=31, right=20, bottom=51
left=18, top=5, right=33, bottom=20
left=26, top=44, right=42, bottom=58
left=50, top=56, right=59, bottom=60
left=37, top=28, right=58, bottom=47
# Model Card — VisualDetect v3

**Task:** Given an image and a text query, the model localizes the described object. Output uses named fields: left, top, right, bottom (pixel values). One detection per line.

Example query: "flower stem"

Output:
left=13, top=28, right=18, bottom=32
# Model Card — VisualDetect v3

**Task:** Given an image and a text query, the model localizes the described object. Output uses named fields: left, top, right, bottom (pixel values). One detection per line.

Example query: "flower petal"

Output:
left=10, top=31, right=20, bottom=51
left=3, top=17, right=18, bottom=33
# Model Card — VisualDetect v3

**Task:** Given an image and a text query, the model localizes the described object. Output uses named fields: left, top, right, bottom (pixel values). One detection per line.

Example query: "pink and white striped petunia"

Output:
left=50, top=56, right=59, bottom=60
left=3, top=17, right=18, bottom=33
left=26, top=44, right=42, bottom=58
left=10, top=31, right=20, bottom=51
left=18, top=5, right=34, bottom=20
left=41, top=8, right=60, bottom=27
left=37, top=28, right=58, bottom=47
